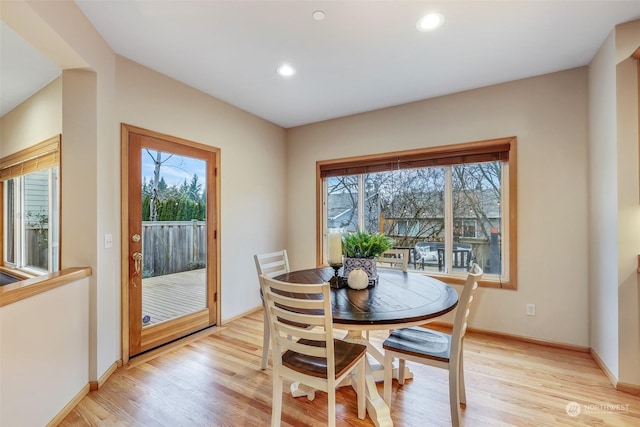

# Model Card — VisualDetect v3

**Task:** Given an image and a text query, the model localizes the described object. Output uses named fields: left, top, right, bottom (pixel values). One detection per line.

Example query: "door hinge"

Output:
left=214, top=292, right=217, bottom=302
left=214, top=230, right=217, bottom=239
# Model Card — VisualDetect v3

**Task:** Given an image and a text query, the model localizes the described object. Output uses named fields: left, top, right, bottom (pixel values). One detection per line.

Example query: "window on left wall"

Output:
left=1, top=136, right=60, bottom=275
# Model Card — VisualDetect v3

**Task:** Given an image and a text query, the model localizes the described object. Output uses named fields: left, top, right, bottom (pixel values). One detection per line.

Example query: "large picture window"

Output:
left=1, top=136, right=60, bottom=276
left=318, top=137, right=517, bottom=289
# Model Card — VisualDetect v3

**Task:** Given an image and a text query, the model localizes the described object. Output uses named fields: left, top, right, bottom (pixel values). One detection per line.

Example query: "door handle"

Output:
left=132, top=252, right=143, bottom=276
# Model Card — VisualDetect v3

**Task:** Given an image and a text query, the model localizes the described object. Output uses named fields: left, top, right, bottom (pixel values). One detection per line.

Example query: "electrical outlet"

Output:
left=526, top=304, right=536, bottom=316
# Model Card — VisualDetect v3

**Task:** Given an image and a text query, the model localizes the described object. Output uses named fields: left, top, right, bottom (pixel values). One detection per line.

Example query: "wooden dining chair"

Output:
left=260, top=275, right=367, bottom=427
left=254, top=250, right=290, bottom=369
left=383, top=264, right=483, bottom=427
left=377, top=248, right=410, bottom=272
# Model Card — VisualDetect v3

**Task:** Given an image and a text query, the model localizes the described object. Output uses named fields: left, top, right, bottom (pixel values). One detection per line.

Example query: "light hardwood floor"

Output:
left=60, top=310, right=640, bottom=426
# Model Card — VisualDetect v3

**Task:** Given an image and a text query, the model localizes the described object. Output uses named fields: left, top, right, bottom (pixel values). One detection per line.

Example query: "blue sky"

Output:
left=142, top=150, right=207, bottom=189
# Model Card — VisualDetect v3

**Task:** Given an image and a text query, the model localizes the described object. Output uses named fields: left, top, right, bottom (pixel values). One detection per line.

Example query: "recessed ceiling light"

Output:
left=312, top=10, right=326, bottom=21
left=416, top=13, right=444, bottom=32
left=276, top=64, right=296, bottom=77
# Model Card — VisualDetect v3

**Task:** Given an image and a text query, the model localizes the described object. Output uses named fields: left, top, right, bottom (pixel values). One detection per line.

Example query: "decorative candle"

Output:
left=328, top=233, right=343, bottom=264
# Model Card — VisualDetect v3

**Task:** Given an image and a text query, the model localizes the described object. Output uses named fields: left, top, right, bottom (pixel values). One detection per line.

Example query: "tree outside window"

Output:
left=319, top=138, right=515, bottom=287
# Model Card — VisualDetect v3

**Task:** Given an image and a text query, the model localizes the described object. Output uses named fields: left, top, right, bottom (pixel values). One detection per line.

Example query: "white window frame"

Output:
left=1, top=135, right=61, bottom=276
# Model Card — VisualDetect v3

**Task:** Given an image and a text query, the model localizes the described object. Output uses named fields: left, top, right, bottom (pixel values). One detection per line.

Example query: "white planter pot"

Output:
left=343, top=257, right=377, bottom=285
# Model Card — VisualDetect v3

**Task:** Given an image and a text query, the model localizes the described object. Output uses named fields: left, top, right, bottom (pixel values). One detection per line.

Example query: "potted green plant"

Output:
left=342, top=230, right=394, bottom=285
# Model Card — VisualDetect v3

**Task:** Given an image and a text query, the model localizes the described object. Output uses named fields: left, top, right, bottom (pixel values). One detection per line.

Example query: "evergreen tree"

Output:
left=142, top=195, right=151, bottom=221
left=188, top=174, right=202, bottom=202
left=158, top=177, right=168, bottom=194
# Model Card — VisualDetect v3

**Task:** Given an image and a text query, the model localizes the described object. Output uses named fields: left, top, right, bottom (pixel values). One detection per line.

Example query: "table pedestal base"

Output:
left=289, top=329, right=414, bottom=427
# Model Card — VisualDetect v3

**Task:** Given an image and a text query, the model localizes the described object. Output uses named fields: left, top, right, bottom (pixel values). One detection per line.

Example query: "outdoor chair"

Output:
left=383, top=264, right=483, bottom=427
left=414, top=242, right=440, bottom=269
left=261, top=276, right=366, bottom=427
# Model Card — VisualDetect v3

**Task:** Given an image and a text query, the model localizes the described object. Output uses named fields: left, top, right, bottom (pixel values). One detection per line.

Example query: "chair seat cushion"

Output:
left=383, top=326, right=451, bottom=363
left=282, top=339, right=367, bottom=379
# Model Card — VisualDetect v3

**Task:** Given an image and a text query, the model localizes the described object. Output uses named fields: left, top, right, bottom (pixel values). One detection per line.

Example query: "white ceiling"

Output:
left=3, top=1, right=640, bottom=127
left=0, top=22, right=60, bottom=118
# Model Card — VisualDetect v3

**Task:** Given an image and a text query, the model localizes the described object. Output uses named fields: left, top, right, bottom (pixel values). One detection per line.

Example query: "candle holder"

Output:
left=329, top=262, right=345, bottom=289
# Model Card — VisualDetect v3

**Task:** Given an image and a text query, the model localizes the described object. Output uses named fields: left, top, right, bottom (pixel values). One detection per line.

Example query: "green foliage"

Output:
left=142, top=195, right=205, bottom=221
left=188, top=174, right=202, bottom=202
left=26, top=210, right=48, bottom=248
left=141, top=170, right=207, bottom=221
left=142, top=195, right=151, bottom=221
left=342, top=230, right=394, bottom=258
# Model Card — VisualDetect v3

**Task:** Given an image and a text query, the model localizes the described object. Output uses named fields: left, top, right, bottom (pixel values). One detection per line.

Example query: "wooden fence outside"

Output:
left=142, top=220, right=207, bottom=277
left=25, top=228, right=48, bottom=270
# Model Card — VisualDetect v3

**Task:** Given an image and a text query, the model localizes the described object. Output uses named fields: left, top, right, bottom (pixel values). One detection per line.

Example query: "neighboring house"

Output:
left=328, top=189, right=500, bottom=243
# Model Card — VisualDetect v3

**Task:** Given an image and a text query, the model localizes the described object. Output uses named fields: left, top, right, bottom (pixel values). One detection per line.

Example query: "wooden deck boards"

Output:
left=142, top=269, right=206, bottom=325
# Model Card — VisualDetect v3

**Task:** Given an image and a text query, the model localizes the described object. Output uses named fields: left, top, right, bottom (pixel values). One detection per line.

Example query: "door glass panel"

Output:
left=140, top=150, right=207, bottom=327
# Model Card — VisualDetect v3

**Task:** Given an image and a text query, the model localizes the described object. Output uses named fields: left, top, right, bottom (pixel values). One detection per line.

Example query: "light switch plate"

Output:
left=104, top=233, right=113, bottom=249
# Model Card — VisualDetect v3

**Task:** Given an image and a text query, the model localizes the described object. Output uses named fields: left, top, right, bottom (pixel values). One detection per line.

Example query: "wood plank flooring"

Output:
left=60, top=311, right=640, bottom=426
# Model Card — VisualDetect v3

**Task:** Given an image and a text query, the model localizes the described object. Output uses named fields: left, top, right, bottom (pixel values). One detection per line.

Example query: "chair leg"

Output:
left=383, top=350, right=393, bottom=405
left=459, top=352, right=466, bottom=405
left=271, top=375, right=283, bottom=427
left=357, top=358, right=366, bottom=420
left=328, top=384, right=336, bottom=427
left=261, top=308, right=270, bottom=370
left=449, top=362, right=461, bottom=427
left=398, top=359, right=406, bottom=384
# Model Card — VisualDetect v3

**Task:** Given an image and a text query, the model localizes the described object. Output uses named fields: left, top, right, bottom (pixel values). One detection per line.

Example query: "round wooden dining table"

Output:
left=273, top=267, right=459, bottom=427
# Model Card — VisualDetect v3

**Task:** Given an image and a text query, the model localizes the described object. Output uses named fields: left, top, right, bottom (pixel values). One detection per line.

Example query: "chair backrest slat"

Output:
left=261, top=275, right=335, bottom=378
left=274, top=321, right=323, bottom=342
left=270, top=305, right=325, bottom=327
left=278, top=338, right=328, bottom=358
left=268, top=291, right=325, bottom=310
left=254, top=250, right=290, bottom=278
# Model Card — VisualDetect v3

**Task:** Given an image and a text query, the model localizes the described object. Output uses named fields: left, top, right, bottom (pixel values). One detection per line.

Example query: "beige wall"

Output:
left=0, top=277, right=91, bottom=426
left=2, top=0, right=120, bottom=382
left=0, top=77, right=62, bottom=155
left=287, top=68, right=590, bottom=346
left=614, top=20, right=640, bottom=387
left=0, top=72, right=85, bottom=427
left=588, top=30, right=620, bottom=378
left=616, top=54, right=640, bottom=387
left=588, top=19, right=640, bottom=387
left=1, top=3, right=288, bottom=424
left=115, top=56, right=287, bottom=321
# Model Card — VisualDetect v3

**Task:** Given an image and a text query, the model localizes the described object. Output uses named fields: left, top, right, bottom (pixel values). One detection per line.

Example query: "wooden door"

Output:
left=122, top=124, right=218, bottom=358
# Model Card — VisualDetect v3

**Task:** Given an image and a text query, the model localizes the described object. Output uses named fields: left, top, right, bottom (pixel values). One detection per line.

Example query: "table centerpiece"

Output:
left=342, top=230, right=393, bottom=288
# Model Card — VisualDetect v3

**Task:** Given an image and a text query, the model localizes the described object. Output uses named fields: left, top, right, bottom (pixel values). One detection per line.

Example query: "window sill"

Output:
left=420, top=271, right=515, bottom=290
left=0, top=266, right=36, bottom=281
left=0, top=267, right=92, bottom=307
